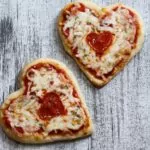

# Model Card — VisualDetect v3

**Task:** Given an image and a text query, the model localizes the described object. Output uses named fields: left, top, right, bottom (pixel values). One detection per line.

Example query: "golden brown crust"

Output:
left=58, top=1, right=144, bottom=87
left=0, top=58, right=93, bottom=144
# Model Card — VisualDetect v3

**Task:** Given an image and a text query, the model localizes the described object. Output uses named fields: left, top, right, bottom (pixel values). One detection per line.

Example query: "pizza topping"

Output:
left=37, top=127, right=44, bottom=133
left=64, top=28, right=70, bottom=37
left=38, top=92, right=67, bottom=120
left=86, top=31, right=113, bottom=56
left=15, top=126, right=24, bottom=134
left=3, top=117, right=11, bottom=129
left=62, top=3, right=139, bottom=79
left=63, top=3, right=86, bottom=22
left=5, top=96, right=42, bottom=133
left=62, top=3, right=86, bottom=37
left=3, top=63, right=87, bottom=136
left=78, top=3, right=86, bottom=12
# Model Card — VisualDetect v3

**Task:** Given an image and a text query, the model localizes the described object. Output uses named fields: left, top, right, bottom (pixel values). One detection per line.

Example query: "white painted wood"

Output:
left=0, top=0, right=149, bottom=149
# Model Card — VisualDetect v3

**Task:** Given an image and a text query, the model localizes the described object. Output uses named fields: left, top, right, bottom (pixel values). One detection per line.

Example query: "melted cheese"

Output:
left=6, top=96, right=41, bottom=132
left=63, top=4, right=137, bottom=76
left=6, top=66, right=86, bottom=135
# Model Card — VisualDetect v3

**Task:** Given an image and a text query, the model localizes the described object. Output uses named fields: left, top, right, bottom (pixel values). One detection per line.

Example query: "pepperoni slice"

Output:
left=38, top=92, right=67, bottom=120
left=86, top=31, right=113, bottom=56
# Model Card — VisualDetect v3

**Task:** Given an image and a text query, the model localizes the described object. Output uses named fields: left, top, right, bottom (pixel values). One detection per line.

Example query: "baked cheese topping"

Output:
left=4, top=64, right=86, bottom=136
left=63, top=3, right=138, bottom=77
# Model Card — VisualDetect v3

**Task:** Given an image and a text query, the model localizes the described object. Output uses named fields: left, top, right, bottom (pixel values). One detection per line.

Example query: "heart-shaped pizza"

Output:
left=0, top=59, right=93, bottom=143
left=58, top=1, right=144, bottom=87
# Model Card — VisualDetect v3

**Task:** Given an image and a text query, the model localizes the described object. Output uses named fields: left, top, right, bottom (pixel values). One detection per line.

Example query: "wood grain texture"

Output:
left=0, top=0, right=149, bottom=149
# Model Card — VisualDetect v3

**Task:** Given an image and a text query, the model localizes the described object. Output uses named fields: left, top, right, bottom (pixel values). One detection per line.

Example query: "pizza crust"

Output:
left=0, top=58, right=93, bottom=143
left=58, top=1, right=144, bottom=87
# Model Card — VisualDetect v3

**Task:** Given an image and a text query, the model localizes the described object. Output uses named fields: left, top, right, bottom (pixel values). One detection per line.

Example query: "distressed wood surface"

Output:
left=0, top=0, right=150, bottom=150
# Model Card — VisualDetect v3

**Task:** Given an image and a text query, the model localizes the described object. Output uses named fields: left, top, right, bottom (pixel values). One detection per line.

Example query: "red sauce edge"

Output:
left=37, top=127, right=44, bottom=133
left=15, top=126, right=24, bottom=134
left=3, top=117, right=11, bottom=129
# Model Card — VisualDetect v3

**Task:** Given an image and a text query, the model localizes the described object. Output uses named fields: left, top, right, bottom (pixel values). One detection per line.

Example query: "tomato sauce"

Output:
left=23, top=76, right=31, bottom=95
left=73, top=88, right=78, bottom=98
left=38, top=92, right=67, bottom=120
left=86, top=31, right=113, bottom=56
left=64, top=28, right=70, bottom=37
left=15, top=126, right=24, bottom=134
left=87, top=68, right=102, bottom=80
left=3, top=117, right=11, bottom=129
left=77, top=3, right=86, bottom=12
left=131, top=17, right=139, bottom=46
left=36, top=127, right=44, bottom=133
left=72, top=47, right=78, bottom=55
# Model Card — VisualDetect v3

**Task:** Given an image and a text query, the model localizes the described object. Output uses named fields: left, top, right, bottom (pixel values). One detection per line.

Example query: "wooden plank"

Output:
left=0, top=0, right=150, bottom=149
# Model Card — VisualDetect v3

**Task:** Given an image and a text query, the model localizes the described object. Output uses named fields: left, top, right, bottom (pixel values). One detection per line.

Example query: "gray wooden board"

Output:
left=0, top=0, right=150, bottom=149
